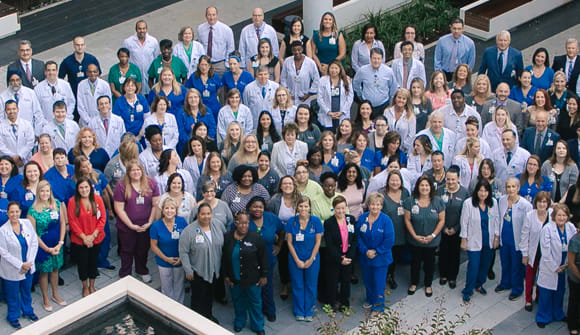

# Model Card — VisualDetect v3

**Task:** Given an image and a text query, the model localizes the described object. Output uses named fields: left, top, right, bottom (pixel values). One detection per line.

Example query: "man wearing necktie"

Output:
left=521, top=111, right=560, bottom=163
left=492, top=129, right=530, bottom=185
left=478, top=31, right=523, bottom=91
left=238, top=8, right=280, bottom=69
left=6, top=40, right=45, bottom=89
left=1, top=70, right=47, bottom=136
left=243, top=66, right=279, bottom=126
left=0, top=100, right=35, bottom=167
left=391, top=41, right=426, bottom=90
left=552, top=38, right=580, bottom=91
left=87, top=96, right=125, bottom=157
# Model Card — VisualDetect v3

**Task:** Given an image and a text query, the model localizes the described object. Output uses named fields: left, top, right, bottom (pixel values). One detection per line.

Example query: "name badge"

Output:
left=244, top=241, right=253, bottom=247
left=331, top=87, right=340, bottom=96
left=50, top=210, right=59, bottom=220
left=445, top=98, right=451, bottom=105
left=546, top=139, right=553, bottom=146
left=130, top=114, right=135, bottom=122
left=94, top=190, right=101, bottom=196
left=203, top=90, right=210, bottom=97
left=360, top=223, right=367, bottom=233
left=347, top=224, right=354, bottom=233
left=25, top=192, right=34, bottom=201
left=77, top=72, right=84, bottom=78
left=563, top=241, right=568, bottom=252
left=397, top=206, right=404, bottom=216
left=195, top=234, right=204, bottom=243
left=233, top=196, right=241, bottom=203
left=136, top=196, right=145, bottom=205
left=411, top=205, right=420, bottom=215
left=441, top=194, right=449, bottom=203
left=0, top=191, right=6, bottom=199
left=114, top=169, right=123, bottom=178
left=295, top=232, right=304, bottom=242
left=157, top=67, right=163, bottom=74
left=331, top=156, right=339, bottom=167
left=96, top=210, right=102, bottom=220
left=171, top=230, right=180, bottom=240
left=252, top=60, right=260, bottom=68
left=119, top=76, right=126, bottom=84
left=329, top=37, right=336, bottom=45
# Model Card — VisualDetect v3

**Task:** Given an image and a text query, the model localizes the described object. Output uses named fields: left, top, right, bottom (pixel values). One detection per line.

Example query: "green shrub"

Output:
left=343, top=0, right=460, bottom=68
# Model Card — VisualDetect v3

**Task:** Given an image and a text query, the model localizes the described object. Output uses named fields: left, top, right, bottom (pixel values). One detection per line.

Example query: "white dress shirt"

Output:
left=76, top=78, right=112, bottom=126
left=197, top=21, right=235, bottom=64
left=243, top=80, right=279, bottom=126
left=88, top=113, right=126, bottom=157
left=142, top=113, right=179, bottom=150
left=122, top=33, right=160, bottom=94
left=280, top=56, right=320, bottom=105
left=34, top=78, right=76, bottom=121
left=42, top=119, right=80, bottom=152
left=238, top=22, right=279, bottom=68
left=0, top=87, right=46, bottom=136
left=317, top=76, right=354, bottom=128
left=0, top=118, right=35, bottom=161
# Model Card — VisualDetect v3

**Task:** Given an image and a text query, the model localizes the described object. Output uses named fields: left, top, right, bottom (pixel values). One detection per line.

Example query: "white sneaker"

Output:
left=141, top=274, right=152, bottom=283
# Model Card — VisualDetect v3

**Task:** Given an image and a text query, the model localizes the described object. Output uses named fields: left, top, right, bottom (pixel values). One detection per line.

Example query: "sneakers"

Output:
left=475, top=287, right=487, bottom=295
left=141, top=274, right=152, bottom=283
left=295, top=315, right=305, bottom=321
left=304, top=316, right=313, bottom=322
left=362, top=302, right=372, bottom=309
left=462, top=295, right=471, bottom=303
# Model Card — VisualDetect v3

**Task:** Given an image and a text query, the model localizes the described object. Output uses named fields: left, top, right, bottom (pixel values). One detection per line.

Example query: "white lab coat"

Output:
left=454, top=136, right=493, bottom=159
left=0, top=118, right=35, bottom=161
left=481, top=122, right=520, bottom=152
left=172, top=41, right=206, bottom=78
left=271, top=140, right=308, bottom=178
left=238, top=23, right=279, bottom=68
left=415, top=128, right=456, bottom=169
left=216, top=104, right=254, bottom=143
left=384, top=107, right=416, bottom=152
left=243, top=80, right=279, bottom=126
left=34, top=79, right=76, bottom=121
left=520, top=209, right=553, bottom=267
left=42, top=119, right=80, bottom=152
left=88, top=114, right=127, bottom=158
left=452, top=155, right=483, bottom=189
left=122, top=34, right=160, bottom=94
left=271, top=105, right=297, bottom=132
left=537, top=222, right=576, bottom=290
left=280, top=56, right=320, bottom=105
left=366, top=168, right=413, bottom=195
left=139, top=145, right=171, bottom=178
left=491, top=146, right=530, bottom=185
left=317, top=76, right=353, bottom=128
left=142, top=113, right=179, bottom=150
left=498, top=195, right=533, bottom=249
left=0, top=219, right=38, bottom=281
left=183, top=154, right=209, bottom=199
left=391, top=57, right=427, bottom=90
left=459, top=198, right=500, bottom=251
left=155, top=169, right=194, bottom=195
left=407, top=153, right=431, bottom=186
left=0, top=87, right=46, bottom=136
left=76, top=78, right=112, bottom=126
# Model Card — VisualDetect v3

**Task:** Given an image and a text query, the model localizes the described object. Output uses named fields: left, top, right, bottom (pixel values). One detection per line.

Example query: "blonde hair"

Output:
left=365, top=191, right=384, bottom=207
left=549, top=71, right=567, bottom=94
left=459, top=137, right=483, bottom=162
left=152, top=67, right=182, bottom=96
left=230, top=134, right=259, bottom=165
left=203, top=152, right=227, bottom=176
left=493, top=106, right=514, bottom=130
left=318, top=12, right=338, bottom=41
left=470, top=74, right=492, bottom=98
left=121, top=160, right=151, bottom=200
left=222, top=121, right=244, bottom=161
left=72, top=127, right=100, bottom=157
left=272, top=86, right=294, bottom=110
left=390, top=88, right=415, bottom=120
left=161, top=197, right=178, bottom=218
left=31, top=180, right=57, bottom=213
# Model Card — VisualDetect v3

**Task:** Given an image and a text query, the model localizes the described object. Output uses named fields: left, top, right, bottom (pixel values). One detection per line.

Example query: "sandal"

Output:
left=407, top=285, right=417, bottom=295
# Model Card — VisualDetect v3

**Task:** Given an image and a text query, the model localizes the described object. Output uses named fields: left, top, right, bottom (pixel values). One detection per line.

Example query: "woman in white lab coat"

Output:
left=172, top=27, right=206, bottom=78
left=317, top=60, right=353, bottom=130
left=142, top=96, right=179, bottom=150
left=460, top=180, right=500, bottom=303
left=535, top=203, right=577, bottom=328
left=453, top=137, right=483, bottom=189
left=519, top=191, right=552, bottom=312
left=495, top=178, right=533, bottom=300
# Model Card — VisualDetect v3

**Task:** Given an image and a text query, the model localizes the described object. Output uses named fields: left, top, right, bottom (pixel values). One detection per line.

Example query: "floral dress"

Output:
left=29, top=200, right=64, bottom=272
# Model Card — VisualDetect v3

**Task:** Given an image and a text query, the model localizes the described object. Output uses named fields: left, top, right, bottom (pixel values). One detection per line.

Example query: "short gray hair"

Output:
left=496, top=30, right=511, bottom=41
left=566, top=38, right=579, bottom=47
left=19, top=40, right=32, bottom=48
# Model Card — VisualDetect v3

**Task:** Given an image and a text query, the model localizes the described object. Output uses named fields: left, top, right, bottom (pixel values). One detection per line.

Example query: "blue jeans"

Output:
left=3, top=273, right=34, bottom=322
left=231, top=284, right=264, bottom=331
left=462, top=248, right=494, bottom=297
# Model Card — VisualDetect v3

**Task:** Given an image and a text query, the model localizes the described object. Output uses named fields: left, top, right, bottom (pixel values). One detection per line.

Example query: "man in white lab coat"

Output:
left=492, top=129, right=530, bottom=185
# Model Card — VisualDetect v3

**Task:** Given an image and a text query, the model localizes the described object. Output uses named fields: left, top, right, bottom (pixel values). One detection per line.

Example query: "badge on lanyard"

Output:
left=136, top=195, right=145, bottom=205
left=25, top=192, right=34, bottom=201
left=50, top=210, right=59, bottom=220
left=397, top=206, right=404, bottom=216
left=114, top=168, right=123, bottom=178
left=562, top=238, right=568, bottom=252
left=347, top=224, right=354, bottom=233
left=119, top=76, right=126, bottom=84
left=331, top=87, right=340, bottom=97
left=331, top=156, right=339, bottom=167
left=203, top=89, right=210, bottom=97
left=329, top=37, right=336, bottom=45
left=441, top=194, right=449, bottom=203
left=195, top=234, right=204, bottom=243
left=0, top=191, right=7, bottom=199
left=130, top=114, right=135, bottom=122
left=171, top=229, right=180, bottom=240
left=295, top=232, right=304, bottom=242
left=233, top=196, right=241, bottom=203
left=360, top=223, right=367, bottom=233
left=411, top=205, right=420, bottom=215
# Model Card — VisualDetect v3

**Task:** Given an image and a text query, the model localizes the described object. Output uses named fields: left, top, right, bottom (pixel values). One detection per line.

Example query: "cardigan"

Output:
left=221, top=230, right=268, bottom=288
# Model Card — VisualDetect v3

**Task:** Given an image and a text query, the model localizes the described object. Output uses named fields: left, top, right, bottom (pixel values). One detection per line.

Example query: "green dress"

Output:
left=29, top=201, right=64, bottom=273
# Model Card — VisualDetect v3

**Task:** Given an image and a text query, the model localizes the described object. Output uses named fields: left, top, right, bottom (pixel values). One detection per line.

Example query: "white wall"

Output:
left=0, top=13, right=20, bottom=39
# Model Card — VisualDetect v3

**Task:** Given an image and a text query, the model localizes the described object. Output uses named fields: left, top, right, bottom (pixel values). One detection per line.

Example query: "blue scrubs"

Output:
left=374, top=150, right=407, bottom=171
left=176, top=107, right=217, bottom=154
left=462, top=207, right=494, bottom=298
left=4, top=228, right=34, bottom=322
left=112, top=94, right=150, bottom=136
left=9, top=187, right=35, bottom=218
left=146, top=85, right=187, bottom=116
left=185, top=74, right=222, bottom=121
left=323, top=152, right=345, bottom=175
left=536, top=228, right=567, bottom=324
left=249, top=212, right=283, bottom=318
left=357, top=212, right=394, bottom=312
left=44, top=165, right=76, bottom=204
left=285, top=215, right=323, bottom=317
left=67, top=148, right=110, bottom=173
left=58, top=53, right=101, bottom=95
left=516, top=174, right=552, bottom=203
left=222, top=71, right=254, bottom=102
left=508, top=85, right=538, bottom=107
left=349, top=147, right=376, bottom=172
left=499, top=206, right=525, bottom=295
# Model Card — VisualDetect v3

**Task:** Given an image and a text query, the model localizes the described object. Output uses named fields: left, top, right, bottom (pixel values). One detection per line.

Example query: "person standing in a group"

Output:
left=122, top=20, right=159, bottom=95
left=197, top=6, right=235, bottom=77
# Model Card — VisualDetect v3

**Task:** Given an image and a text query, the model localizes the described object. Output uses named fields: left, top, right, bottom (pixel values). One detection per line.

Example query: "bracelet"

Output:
left=431, top=233, right=436, bottom=238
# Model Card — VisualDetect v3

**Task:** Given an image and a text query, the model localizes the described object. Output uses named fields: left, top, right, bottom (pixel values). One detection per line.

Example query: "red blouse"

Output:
left=67, top=195, right=106, bottom=245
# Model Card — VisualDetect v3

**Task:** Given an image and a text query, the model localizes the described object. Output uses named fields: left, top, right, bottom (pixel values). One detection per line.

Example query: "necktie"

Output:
left=403, top=62, right=409, bottom=88
left=261, top=86, right=266, bottom=98
left=449, top=40, right=458, bottom=70
left=90, top=82, right=95, bottom=95
left=506, top=151, right=512, bottom=164
left=568, top=60, right=574, bottom=81
left=57, top=123, right=65, bottom=137
left=11, top=124, right=17, bottom=139
left=14, top=92, right=19, bottom=104
left=207, top=26, right=213, bottom=59
left=256, top=27, right=261, bottom=41
left=103, top=118, right=109, bottom=135
left=25, top=63, right=32, bottom=83
left=280, top=110, right=286, bottom=127
left=498, top=52, right=504, bottom=73
left=51, top=84, right=56, bottom=95
left=534, top=132, right=543, bottom=154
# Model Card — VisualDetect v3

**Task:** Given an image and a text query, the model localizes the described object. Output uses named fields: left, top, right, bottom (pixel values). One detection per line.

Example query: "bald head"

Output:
left=252, top=8, right=264, bottom=27
left=496, top=83, right=510, bottom=101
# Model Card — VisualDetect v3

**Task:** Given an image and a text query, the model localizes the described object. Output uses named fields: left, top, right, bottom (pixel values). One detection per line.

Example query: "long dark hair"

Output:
left=412, top=175, right=436, bottom=200
left=183, top=135, right=207, bottom=158
left=354, top=100, right=373, bottom=130
left=74, top=177, right=98, bottom=217
left=477, top=158, right=495, bottom=181
left=22, top=161, right=44, bottom=188
left=471, top=180, right=493, bottom=208
left=337, top=163, right=363, bottom=191
left=294, top=104, right=315, bottom=132
left=0, top=155, right=19, bottom=178
left=256, top=111, right=281, bottom=148
left=158, top=149, right=175, bottom=175
left=381, top=131, right=402, bottom=157
left=166, top=173, right=185, bottom=193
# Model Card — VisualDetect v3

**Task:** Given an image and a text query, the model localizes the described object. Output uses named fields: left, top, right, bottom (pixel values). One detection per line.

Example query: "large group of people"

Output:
left=0, top=5, right=579, bottom=335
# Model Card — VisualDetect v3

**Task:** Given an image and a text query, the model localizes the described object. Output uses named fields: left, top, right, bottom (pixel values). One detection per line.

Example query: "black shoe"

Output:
left=494, top=286, right=506, bottom=293
left=105, top=265, right=116, bottom=270
left=27, top=313, right=39, bottom=321
left=280, top=293, right=289, bottom=300
left=449, top=281, right=456, bottom=289
left=31, top=285, right=36, bottom=292
left=407, top=287, right=416, bottom=295
left=9, top=320, right=21, bottom=329
left=58, top=276, right=64, bottom=286
left=387, top=276, right=398, bottom=290
left=524, top=303, right=532, bottom=312
left=351, top=275, right=359, bottom=285
left=439, top=278, right=447, bottom=285
left=509, top=293, right=521, bottom=301
left=267, top=314, right=276, bottom=322
left=255, top=331, right=265, bottom=335
left=425, top=287, right=433, bottom=297
left=234, top=326, right=243, bottom=332
left=488, top=270, right=495, bottom=280
left=537, top=322, right=546, bottom=328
